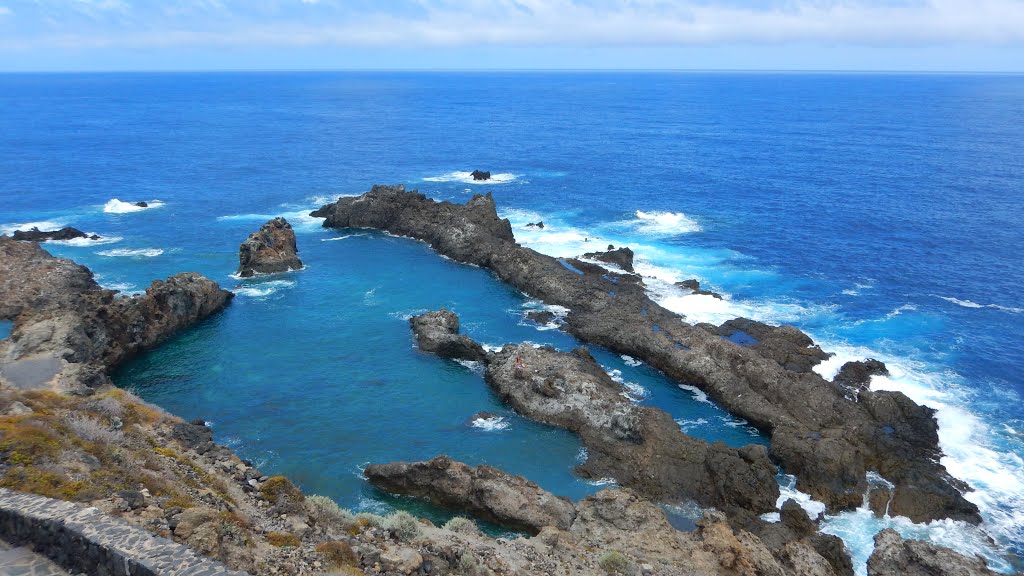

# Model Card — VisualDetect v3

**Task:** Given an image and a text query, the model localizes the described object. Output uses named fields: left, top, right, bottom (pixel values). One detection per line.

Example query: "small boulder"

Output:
left=237, top=217, right=303, bottom=278
left=470, top=170, right=491, bottom=181
left=525, top=221, right=545, bottom=229
left=134, top=201, right=149, bottom=208
left=409, top=309, right=486, bottom=362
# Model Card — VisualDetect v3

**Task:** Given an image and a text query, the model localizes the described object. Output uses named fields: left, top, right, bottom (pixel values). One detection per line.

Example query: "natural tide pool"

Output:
left=113, top=229, right=765, bottom=520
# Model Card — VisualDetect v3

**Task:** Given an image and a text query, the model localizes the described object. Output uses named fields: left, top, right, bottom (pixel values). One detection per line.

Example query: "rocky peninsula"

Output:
left=312, top=184, right=979, bottom=526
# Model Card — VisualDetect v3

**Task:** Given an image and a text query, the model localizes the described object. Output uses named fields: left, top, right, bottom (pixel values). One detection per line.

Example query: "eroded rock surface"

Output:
left=866, top=529, right=1001, bottom=576
left=409, top=309, right=485, bottom=361
left=313, top=184, right=979, bottom=524
left=486, top=343, right=779, bottom=519
left=582, top=246, right=635, bottom=272
left=365, top=456, right=576, bottom=534
left=237, top=217, right=303, bottom=277
left=0, top=236, right=233, bottom=392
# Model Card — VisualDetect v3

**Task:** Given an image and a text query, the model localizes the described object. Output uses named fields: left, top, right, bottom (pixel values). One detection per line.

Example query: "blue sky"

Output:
left=0, top=1, right=1021, bottom=71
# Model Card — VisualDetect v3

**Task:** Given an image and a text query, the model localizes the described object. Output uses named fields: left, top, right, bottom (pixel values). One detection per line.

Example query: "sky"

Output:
left=0, top=1, right=1022, bottom=72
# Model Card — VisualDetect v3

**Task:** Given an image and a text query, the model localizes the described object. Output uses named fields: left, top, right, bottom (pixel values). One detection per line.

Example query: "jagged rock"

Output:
left=0, top=236, right=233, bottom=392
left=11, top=226, right=98, bottom=242
left=525, top=221, right=545, bottom=229
left=409, top=309, right=485, bottom=362
left=525, top=310, right=557, bottom=325
left=583, top=246, right=635, bottom=272
left=134, top=201, right=148, bottom=208
left=780, top=499, right=817, bottom=536
left=313, top=185, right=979, bottom=524
left=486, top=343, right=779, bottom=519
left=675, top=279, right=722, bottom=299
left=237, top=217, right=303, bottom=277
left=675, top=278, right=724, bottom=301
left=365, top=456, right=576, bottom=534
left=867, top=529, right=1000, bottom=576
left=470, top=170, right=491, bottom=181
left=834, top=359, right=889, bottom=390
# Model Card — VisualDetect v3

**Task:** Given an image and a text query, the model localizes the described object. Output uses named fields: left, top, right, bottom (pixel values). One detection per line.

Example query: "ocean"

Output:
left=1, top=71, right=1021, bottom=573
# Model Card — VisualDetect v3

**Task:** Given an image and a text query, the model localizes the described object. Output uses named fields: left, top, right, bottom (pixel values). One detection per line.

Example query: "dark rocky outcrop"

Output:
left=0, top=236, right=233, bottom=393
left=134, top=201, right=148, bottom=208
left=834, top=359, right=889, bottom=391
left=409, top=309, right=485, bottom=362
left=11, top=227, right=98, bottom=242
left=313, top=184, right=980, bottom=524
left=365, top=456, right=576, bottom=534
left=237, top=217, right=303, bottom=278
left=485, top=343, right=779, bottom=520
left=583, top=246, right=635, bottom=272
left=700, top=318, right=832, bottom=374
left=675, top=279, right=723, bottom=299
left=525, top=310, right=557, bottom=325
left=525, top=221, right=545, bottom=229
left=470, top=170, right=491, bottom=181
left=866, top=529, right=1001, bottom=576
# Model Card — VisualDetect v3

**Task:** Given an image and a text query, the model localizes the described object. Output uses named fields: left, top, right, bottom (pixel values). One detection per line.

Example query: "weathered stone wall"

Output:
left=0, top=488, right=247, bottom=576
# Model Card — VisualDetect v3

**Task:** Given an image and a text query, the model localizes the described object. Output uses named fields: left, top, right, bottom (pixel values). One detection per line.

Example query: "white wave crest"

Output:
left=678, top=384, right=712, bottom=405
left=605, top=367, right=650, bottom=402
left=217, top=209, right=325, bottom=232
left=103, top=199, right=164, bottom=213
left=0, top=220, right=67, bottom=236
left=469, top=415, right=510, bottom=431
left=620, top=354, right=643, bottom=367
left=935, top=295, right=1022, bottom=314
left=585, top=477, right=618, bottom=487
left=48, top=234, right=122, bottom=246
left=233, top=279, right=295, bottom=298
left=321, top=234, right=366, bottom=242
left=626, top=210, right=702, bottom=236
left=97, top=248, right=163, bottom=257
left=423, top=171, right=517, bottom=185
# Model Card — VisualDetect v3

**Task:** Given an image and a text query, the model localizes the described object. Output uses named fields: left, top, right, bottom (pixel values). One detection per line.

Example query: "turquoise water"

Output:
left=1, top=72, right=1022, bottom=572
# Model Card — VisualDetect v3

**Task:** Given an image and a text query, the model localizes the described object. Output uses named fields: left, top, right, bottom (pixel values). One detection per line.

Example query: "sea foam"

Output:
left=97, top=248, right=164, bottom=257
left=103, top=199, right=165, bottom=213
left=0, top=220, right=67, bottom=236
left=625, top=210, right=702, bottom=236
left=423, top=171, right=517, bottom=185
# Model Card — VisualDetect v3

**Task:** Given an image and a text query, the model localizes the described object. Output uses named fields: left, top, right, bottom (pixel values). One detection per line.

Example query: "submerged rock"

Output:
left=409, top=309, right=485, bottom=362
left=470, top=170, right=491, bottom=181
left=11, top=226, right=98, bottom=242
left=314, top=185, right=980, bottom=525
left=134, top=201, right=149, bottom=208
left=365, top=456, right=576, bottom=534
left=583, top=246, right=635, bottom=272
left=867, top=529, right=1000, bottom=576
left=237, top=217, right=303, bottom=277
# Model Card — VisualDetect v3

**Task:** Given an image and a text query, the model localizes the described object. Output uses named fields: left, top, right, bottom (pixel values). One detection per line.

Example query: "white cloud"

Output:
left=0, top=6, right=11, bottom=17
left=2, top=0, right=1023, bottom=50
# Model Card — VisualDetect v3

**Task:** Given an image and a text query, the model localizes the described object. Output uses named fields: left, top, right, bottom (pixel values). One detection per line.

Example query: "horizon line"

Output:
left=1, top=67, right=1023, bottom=75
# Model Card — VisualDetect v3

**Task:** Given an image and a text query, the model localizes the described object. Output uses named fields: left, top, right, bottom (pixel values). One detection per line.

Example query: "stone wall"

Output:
left=0, top=488, right=248, bottom=576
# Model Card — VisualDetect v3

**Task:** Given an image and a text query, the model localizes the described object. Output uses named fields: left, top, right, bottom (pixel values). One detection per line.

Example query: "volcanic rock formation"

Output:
left=237, top=217, right=303, bottom=277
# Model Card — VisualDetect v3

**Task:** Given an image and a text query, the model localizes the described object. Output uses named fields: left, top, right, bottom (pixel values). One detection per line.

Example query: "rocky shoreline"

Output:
left=312, top=184, right=979, bottom=526
left=0, top=202, right=1010, bottom=575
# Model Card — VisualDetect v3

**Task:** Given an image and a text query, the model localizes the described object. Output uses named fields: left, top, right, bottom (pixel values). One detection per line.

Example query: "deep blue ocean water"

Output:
left=1, top=72, right=1022, bottom=573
